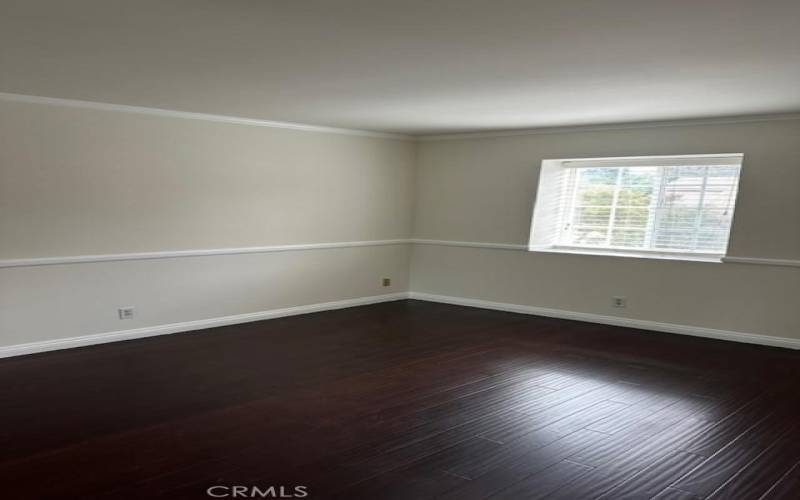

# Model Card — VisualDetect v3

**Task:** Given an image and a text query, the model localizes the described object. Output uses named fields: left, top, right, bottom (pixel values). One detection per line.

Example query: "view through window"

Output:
left=530, top=155, right=743, bottom=257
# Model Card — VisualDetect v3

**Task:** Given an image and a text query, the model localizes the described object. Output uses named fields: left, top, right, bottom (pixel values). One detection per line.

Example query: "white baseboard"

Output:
left=4, top=290, right=797, bottom=359
left=0, top=292, right=410, bottom=359
left=408, top=292, right=800, bottom=350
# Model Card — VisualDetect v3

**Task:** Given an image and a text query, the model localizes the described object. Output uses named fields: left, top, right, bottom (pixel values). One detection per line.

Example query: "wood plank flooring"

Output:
left=1, top=299, right=799, bottom=499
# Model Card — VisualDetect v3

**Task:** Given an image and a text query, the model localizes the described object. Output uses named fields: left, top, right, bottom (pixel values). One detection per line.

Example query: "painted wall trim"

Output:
left=5, top=239, right=795, bottom=268
left=0, top=92, right=410, bottom=140
left=412, top=239, right=797, bottom=267
left=409, top=292, right=800, bottom=350
left=721, top=256, right=800, bottom=268
left=411, top=239, right=528, bottom=251
left=4, top=92, right=799, bottom=142
left=0, top=293, right=410, bottom=359
left=4, top=289, right=797, bottom=358
left=419, top=112, right=800, bottom=141
left=0, top=239, right=412, bottom=268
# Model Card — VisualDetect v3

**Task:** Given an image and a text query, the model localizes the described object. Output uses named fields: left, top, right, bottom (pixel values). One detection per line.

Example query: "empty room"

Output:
left=2, top=1, right=800, bottom=499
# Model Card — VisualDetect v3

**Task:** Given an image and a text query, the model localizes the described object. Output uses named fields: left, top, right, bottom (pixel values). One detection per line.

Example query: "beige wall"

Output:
left=2, top=98, right=799, bottom=350
left=2, top=245, right=411, bottom=346
left=0, top=100, right=415, bottom=346
left=0, top=100, right=414, bottom=258
left=412, top=119, right=800, bottom=340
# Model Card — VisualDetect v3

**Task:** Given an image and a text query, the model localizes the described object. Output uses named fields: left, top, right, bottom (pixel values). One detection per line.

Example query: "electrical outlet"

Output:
left=118, top=307, right=135, bottom=320
left=612, top=296, right=627, bottom=308
left=382, top=278, right=391, bottom=287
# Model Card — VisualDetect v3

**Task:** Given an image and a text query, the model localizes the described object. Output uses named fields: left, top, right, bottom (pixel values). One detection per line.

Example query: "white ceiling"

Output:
left=2, top=0, right=799, bottom=135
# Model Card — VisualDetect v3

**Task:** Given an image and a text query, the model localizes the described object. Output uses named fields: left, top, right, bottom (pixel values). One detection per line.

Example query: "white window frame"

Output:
left=528, top=153, right=744, bottom=262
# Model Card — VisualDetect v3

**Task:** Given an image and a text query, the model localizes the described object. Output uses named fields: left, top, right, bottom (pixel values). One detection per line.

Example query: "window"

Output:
left=529, top=154, right=743, bottom=260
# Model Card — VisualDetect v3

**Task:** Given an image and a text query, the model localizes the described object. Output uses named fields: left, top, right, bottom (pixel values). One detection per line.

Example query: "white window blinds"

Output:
left=530, top=155, right=743, bottom=257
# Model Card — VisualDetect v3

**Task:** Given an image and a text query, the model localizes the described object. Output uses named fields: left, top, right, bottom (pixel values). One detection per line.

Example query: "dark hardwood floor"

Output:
left=2, top=299, right=799, bottom=499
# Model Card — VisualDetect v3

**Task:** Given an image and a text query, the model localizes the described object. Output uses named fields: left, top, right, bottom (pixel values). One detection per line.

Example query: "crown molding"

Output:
left=0, top=92, right=411, bottom=140
left=418, top=112, right=800, bottom=141
left=4, top=91, right=799, bottom=141
left=4, top=92, right=798, bottom=141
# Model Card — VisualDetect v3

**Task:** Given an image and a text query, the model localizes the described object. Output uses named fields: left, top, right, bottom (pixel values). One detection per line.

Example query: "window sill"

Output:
left=528, top=246, right=723, bottom=263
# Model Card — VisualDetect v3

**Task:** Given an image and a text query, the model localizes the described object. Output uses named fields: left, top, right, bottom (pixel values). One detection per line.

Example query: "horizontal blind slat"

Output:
left=556, top=160, right=741, bottom=255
